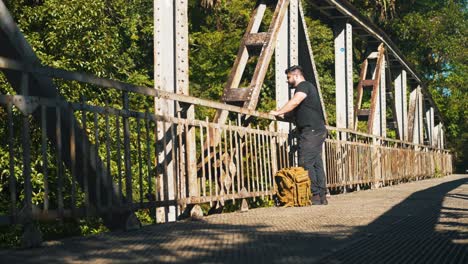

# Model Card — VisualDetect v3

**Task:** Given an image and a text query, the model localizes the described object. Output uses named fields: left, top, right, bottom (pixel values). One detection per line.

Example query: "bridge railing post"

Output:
left=18, top=73, right=43, bottom=247
left=371, top=137, right=382, bottom=189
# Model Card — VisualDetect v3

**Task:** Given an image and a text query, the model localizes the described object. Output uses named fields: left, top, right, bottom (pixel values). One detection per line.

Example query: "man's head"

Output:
left=285, top=65, right=305, bottom=88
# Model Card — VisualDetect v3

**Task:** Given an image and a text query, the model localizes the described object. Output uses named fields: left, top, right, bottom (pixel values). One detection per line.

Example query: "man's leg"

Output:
left=313, top=149, right=327, bottom=204
left=313, top=149, right=326, bottom=195
left=298, top=130, right=327, bottom=204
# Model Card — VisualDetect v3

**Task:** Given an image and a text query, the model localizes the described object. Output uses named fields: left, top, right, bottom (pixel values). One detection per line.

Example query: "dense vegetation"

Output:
left=0, top=0, right=466, bottom=247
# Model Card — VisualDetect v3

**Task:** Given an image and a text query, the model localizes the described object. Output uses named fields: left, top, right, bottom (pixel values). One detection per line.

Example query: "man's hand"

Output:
left=269, top=110, right=280, bottom=116
left=269, top=110, right=284, bottom=118
left=269, top=92, right=306, bottom=119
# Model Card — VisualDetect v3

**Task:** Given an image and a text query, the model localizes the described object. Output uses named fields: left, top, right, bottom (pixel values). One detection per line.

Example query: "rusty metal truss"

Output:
left=354, top=43, right=386, bottom=135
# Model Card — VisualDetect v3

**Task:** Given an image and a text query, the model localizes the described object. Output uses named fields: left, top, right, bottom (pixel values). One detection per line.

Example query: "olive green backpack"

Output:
left=274, top=167, right=311, bottom=207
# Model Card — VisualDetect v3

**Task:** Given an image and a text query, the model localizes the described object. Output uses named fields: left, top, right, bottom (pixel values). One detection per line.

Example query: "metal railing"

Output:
left=323, top=130, right=452, bottom=190
left=0, top=58, right=452, bottom=226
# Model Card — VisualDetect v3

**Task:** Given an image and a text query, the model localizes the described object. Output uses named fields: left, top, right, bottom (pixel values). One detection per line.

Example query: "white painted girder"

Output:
left=334, top=21, right=353, bottom=132
left=394, top=70, right=408, bottom=141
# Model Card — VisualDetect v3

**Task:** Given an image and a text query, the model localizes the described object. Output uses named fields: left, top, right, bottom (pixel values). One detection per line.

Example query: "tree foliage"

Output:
left=4, top=0, right=153, bottom=84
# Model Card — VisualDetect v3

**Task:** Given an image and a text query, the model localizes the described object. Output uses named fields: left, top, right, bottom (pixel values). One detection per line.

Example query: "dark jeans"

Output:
left=298, top=128, right=327, bottom=196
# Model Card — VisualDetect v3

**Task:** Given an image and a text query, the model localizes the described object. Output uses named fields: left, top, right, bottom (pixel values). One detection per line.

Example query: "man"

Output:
left=270, top=65, right=328, bottom=205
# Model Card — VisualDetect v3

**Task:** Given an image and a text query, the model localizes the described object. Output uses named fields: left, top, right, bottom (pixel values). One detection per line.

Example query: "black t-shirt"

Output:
left=294, top=81, right=325, bottom=131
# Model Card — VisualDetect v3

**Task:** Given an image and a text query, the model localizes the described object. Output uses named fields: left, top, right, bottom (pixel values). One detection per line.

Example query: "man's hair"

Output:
left=285, top=65, right=304, bottom=75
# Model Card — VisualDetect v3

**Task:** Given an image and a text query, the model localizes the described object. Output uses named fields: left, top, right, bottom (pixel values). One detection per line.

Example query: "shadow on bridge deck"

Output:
left=317, top=175, right=468, bottom=264
left=0, top=175, right=467, bottom=263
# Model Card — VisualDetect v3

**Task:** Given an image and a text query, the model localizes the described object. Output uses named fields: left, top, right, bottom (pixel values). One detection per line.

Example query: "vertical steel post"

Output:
left=275, top=1, right=298, bottom=127
left=122, top=93, right=132, bottom=206
left=333, top=20, right=352, bottom=190
left=433, top=122, right=439, bottom=148
left=275, top=0, right=290, bottom=135
left=175, top=0, right=197, bottom=201
left=20, top=73, right=42, bottom=247
left=334, top=20, right=353, bottom=136
left=155, top=0, right=176, bottom=222
left=434, top=122, right=445, bottom=149
left=371, top=137, right=381, bottom=189
left=418, top=88, right=424, bottom=145
left=378, top=56, right=386, bottom=137
left=155, top=0, right=192, bottom=222
left=425, top=106, right=434, bottom=146
left=275, top=0, right=299, bottom=166
left=439, top=125, right=445, bottom=149
left=20, top=73, right=32, bottom=216
left=289, top=0, right=299, bottom=65
left=408, top=87, right=417, bottom=144
left=289, top=0, right=299, bottom=165
left=298, top=2, right=328, bottom=125
left=394, top=70, right=408, bottom=141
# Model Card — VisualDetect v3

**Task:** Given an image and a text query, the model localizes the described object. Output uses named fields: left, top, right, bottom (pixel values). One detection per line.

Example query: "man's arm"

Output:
left=269, top=91, right=307, bottom=116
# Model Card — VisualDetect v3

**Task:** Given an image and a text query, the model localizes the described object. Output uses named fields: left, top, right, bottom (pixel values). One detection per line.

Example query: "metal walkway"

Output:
left=1, top=174, right=466, bottom=264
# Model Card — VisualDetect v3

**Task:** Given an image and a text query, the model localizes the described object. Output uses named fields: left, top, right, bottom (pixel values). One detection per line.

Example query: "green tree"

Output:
left=4, top=0, right=153, bottom=85
left=1, top=0, right=156, bottom=247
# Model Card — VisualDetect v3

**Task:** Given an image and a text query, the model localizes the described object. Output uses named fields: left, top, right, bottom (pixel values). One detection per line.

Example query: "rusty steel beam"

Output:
left=0, top=57, right=447, bottom=152
left=244, top=0, right=290, bottom=111
left=212, top=2, right=268, bottom=131
left=298, top=1, right=328, bottom=125
left=0, top=56, right=276, bottom=120
left=213, top=0, right=290, bottom=137
left=353, top=44, right=386, bottom=136
left=368, top=44, right=386, bottom=136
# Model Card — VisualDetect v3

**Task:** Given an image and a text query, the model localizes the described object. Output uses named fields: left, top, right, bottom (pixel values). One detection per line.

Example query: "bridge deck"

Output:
left=1, top=175, right=467, bottom=263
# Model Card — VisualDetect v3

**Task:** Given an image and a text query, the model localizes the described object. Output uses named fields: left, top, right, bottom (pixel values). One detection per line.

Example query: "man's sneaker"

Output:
left=311, top=194, right=322, bottom=205
left=320, top=194, right=328, bottom=205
